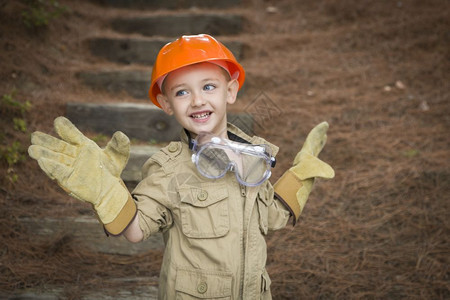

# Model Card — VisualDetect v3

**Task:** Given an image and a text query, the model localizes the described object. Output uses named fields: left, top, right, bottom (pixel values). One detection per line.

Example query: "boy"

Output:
left=28, top=34, right=334, bottom=299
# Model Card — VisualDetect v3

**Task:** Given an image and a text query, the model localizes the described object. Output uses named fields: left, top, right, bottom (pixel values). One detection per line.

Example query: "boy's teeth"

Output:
left=192, top=112, right=210, bottom=119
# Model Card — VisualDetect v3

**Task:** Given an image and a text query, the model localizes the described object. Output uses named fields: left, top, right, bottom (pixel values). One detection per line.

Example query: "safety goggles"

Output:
left=190, top=132, right=276, bottom=187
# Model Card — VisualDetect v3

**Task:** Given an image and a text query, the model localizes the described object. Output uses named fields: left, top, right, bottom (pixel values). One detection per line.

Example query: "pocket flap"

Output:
left=175, top=268, right=232, bottom=298
left=179, top=182, right=228, bottom=208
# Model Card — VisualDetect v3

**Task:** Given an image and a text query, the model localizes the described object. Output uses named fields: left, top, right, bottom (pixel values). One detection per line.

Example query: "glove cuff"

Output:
left=104, top=193, right=137, bottom=236
left=96, top=180, right=137, bottom=235
left=274, top=170, right=303, bottom=225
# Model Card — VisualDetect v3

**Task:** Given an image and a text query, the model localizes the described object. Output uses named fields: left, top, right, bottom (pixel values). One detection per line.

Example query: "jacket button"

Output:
left=197, top=281, right=207, bottom=294
left=197, top=190, right=208, bottom=201
left=168, top=143, right=179, bottom=153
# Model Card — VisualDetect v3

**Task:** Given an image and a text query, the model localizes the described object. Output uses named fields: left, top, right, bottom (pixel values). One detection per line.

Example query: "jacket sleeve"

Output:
left=264, top=181, right=291, bottom=231
left=132, top=157, right=173, bottom=240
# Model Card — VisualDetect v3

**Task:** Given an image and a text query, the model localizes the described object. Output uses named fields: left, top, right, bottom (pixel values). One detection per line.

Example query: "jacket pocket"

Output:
left=175, top=268, right=232, bottom=299
left=178, top=182, right=229, bottom=238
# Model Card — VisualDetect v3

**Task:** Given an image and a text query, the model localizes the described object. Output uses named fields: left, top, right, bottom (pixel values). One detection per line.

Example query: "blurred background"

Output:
left=0, top=0, right=448, bottom=299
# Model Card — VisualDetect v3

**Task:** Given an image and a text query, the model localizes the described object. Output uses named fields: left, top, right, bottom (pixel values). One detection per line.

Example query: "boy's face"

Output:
left=156, top=62, right=239, bottom=138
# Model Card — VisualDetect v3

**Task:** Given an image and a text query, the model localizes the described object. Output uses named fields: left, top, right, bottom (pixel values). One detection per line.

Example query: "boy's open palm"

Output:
left=28, top=117, right=132, bottom=225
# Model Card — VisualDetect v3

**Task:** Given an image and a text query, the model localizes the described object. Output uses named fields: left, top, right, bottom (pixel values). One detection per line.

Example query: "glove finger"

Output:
left=28, top=145, right=74, bottom=167
left=296, top=122, right=329, bottom=163
left=36, top=156, right=72, bottom=182
left=31, top=131, right=77, bottom=157
left=54, top=116, right=89, bottom=146
left=102, top=131, right=130, bottom=176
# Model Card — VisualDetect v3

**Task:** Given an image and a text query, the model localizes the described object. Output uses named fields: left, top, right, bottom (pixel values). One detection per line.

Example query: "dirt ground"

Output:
left=0, top=0, right=449, bottom=299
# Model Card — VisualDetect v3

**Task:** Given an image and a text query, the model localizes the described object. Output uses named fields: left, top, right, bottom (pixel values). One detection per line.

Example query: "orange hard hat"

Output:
left=149, top=34, right=245, bottom=107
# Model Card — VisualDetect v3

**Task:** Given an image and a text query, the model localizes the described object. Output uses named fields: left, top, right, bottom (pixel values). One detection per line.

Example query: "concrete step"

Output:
left=66, top=102, right=254, bottom=142
left=67, top=102, right=180, bottom=142
left=77, top=69, right=151, bottom=99
left=92, top=0, right=241, bottom=9
left=20, top=216, right=164, bottom=255
left=111, top=13, right=243, bottom=37
left=88, top=37, right=244, bottom=65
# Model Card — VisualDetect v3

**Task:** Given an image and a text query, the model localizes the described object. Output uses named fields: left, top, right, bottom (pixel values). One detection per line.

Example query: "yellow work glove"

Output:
left=274, top=122, right=335, bottom=225
left=28, top=116, right=136, bottom=235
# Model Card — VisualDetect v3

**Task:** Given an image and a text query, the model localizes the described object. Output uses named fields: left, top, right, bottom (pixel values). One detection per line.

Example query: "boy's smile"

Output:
left=191, top=111, right=211, bottom=121
left=157, top=62, right=239, bottom=138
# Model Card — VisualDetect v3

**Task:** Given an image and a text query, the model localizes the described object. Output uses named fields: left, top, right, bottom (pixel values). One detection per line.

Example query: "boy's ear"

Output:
left=156, top=94, right=173, bottom=115
left=226, top=79, right=239, bottom=105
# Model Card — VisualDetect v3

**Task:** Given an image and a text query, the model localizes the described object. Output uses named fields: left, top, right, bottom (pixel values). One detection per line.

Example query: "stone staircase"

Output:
left=8, top=1, right=251, bottom=299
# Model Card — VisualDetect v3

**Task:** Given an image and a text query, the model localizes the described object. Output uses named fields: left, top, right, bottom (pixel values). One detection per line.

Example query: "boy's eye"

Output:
left=175, top=90, right=188, bottom=97
left=203, top=84, right=216, bottom=91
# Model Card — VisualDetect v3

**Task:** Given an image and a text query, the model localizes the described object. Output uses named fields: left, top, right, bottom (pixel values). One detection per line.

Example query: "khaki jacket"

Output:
left=132, top=124, right=290, bottom=299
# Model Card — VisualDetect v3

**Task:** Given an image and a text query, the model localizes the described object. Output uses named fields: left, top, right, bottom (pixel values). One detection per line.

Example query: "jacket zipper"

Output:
left=239, top=182, right=246, bottom=297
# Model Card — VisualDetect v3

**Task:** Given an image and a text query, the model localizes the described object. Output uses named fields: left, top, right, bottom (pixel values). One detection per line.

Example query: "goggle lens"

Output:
left=195, top=145, right=272, bottom=186
left=241, top=154, right=269, bottom=185
left=191, top=132, right=275, bottom=187
left=197, top=147, right=230, bottom=178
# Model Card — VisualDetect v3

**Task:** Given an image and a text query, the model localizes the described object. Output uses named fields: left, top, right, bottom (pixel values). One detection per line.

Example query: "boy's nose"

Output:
left=191, top=92, right=206, bottom=107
